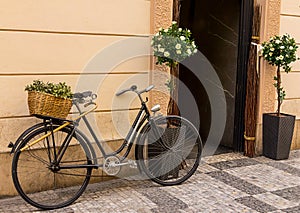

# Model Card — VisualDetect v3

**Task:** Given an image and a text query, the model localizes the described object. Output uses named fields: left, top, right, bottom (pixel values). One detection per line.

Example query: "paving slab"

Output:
left=1, top=150, right=300, bottom=213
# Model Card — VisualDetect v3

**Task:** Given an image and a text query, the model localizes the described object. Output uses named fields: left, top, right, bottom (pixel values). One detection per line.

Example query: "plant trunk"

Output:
left=173, top=0, right=181, bottom=23
left=167, top=0, right=181, bottom=116
left=167, top=64, right=180, bottom=116
left=277, top=65, right=281, bottom=116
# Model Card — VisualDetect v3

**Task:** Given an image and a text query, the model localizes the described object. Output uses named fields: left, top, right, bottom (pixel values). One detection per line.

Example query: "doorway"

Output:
left=179, top=0, right=252, bottom=152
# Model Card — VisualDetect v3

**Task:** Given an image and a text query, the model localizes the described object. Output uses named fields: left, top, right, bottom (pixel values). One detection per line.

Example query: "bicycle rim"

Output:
left=137, top=116, right=202, bottom=186
left=12, top=126, right=92, bottom=210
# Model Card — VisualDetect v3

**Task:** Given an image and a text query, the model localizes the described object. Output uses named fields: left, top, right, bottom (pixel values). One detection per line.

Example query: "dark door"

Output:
left=179, top=0, right=241, bottom=151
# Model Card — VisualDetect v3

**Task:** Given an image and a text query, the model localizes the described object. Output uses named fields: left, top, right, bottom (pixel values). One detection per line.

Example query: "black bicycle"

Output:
left=10, top=85, right=202, bottom=210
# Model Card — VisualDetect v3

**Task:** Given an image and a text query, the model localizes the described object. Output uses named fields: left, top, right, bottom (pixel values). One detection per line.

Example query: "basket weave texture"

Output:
left=28, top=91, right=72, bottom=119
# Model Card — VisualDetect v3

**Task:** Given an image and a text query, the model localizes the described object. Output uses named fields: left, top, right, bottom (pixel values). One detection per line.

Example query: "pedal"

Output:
left=128, top=160, right=137, bottom=168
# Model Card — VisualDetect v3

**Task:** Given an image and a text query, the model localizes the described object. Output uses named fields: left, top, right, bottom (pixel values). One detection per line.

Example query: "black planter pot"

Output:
left=263, top=113, right=296, bottom=160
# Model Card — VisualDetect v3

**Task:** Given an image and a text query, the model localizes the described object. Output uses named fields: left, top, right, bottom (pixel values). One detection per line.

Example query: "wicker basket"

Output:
left=28, top=91, right=72, bottom=119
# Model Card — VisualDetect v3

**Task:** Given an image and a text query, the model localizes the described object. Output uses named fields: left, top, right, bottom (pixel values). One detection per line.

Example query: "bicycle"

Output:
left=9, top=85, right=202, bottom=210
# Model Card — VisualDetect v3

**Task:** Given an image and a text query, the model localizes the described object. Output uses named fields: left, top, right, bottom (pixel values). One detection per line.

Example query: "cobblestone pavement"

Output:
left=1, top=150, right=300, bottom=213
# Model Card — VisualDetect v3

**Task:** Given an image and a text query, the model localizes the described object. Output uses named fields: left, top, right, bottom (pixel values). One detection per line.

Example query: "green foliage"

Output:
left=262, top=34, right=298, bottom=73
left=151, top=21, right=198, bottom=67
left=165, top=79, right=173, bottom=92
left=262, top=34, right=299, bottom=114
left=25, top=80, right=73, bottom=99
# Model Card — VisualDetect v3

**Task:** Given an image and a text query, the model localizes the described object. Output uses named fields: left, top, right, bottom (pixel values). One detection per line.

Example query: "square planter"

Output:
left=263, top=113, right=295, bottom=160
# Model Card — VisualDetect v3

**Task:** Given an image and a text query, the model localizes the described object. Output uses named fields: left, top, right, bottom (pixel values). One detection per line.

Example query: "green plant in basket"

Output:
left=25, top=80, right=73, bottom=99
left=25, top=79, right=46, bottom=93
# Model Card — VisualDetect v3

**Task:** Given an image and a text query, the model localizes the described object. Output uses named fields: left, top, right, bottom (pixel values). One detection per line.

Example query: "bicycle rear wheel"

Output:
left=12, top=125, right=92, bottom=210
left=136, top=115, right=202, bottom=186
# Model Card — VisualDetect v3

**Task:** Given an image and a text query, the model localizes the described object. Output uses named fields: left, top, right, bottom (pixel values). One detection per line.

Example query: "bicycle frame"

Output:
left=73, top=99, right=151, bottom=163
left=19, top=93, right=154, bottom=170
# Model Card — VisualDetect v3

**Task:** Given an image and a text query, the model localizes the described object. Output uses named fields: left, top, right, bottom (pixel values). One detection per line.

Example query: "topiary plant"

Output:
left=262, top=34, right=299, bottom=116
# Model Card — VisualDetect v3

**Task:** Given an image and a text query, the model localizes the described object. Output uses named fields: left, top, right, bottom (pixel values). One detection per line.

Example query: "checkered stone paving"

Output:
left=1, top=150, right=300, bottom=212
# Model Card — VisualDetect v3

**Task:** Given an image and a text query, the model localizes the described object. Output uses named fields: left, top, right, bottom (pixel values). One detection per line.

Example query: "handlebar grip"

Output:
left=138, top=85, right=155, bottom=94
left=146, top=85, right=154, bottom=92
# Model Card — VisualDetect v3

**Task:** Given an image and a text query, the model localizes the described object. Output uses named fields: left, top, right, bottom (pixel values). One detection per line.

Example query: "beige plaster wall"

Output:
left=150, top=0, right=173, bottom=113
left=0, top=1, right=152, bottom=196
left=279, top=0, right=300, bottom=150
left=256, top=0, right=300, bottom=154
left=255, top=0, right=281, bottom=154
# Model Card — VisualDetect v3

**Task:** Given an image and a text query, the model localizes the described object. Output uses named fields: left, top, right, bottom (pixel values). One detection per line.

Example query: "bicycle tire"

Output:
left=136, top=115, right=202, bottom=186
left=12, top=125, right=93, bottom=210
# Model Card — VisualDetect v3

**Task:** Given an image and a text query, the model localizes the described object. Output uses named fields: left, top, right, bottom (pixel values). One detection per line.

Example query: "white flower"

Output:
left=187, top=49, right=192, bottom=55
left=276, top=55, right=284, bottom=61
left=180, top=36, right=186, bottom=41
left=172, top=21, right=177, bottom=25
left=164, top=29, right=168, bottom=33
left=164, top=51, right=170, bottom=57
left=159, top=48, right=165, bottom=52
left=289, top=46, right=294, bottom=50
left=179, top=28, right=182, bottom=32
left=275, top=40, right=280, bottom=44
left=270, top=48, right=275, bottom=51
left=151, top=40, right=154, bottom=45
left=176, top=50, right=182, bottom=54
left=280, top=46, right=285, bottom=49
left=175, top=44, right=181, bottom=49
left=193, top=49, right=198, bottom=53
left=159, top=27, right=163, bottom=31
left=158, top=37, right=162, bottom=41
left=155, top=32, right=159, bottom=36
left=269, top=52, right=273, bottom=56
left=187, top=29, right=191, bottom=33
left=270, top=44, right=273, bottom=47
left=192, top=41, right=196, bottom=48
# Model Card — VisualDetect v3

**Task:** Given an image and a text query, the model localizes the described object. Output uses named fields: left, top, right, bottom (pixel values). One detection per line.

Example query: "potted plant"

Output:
left=25, top=80, right=73, bottom=119
left=151, top=21, right=197, bottom=115
left=261, top=34, right=299, bottom=160
left=150, top=22, right=197, bottom=178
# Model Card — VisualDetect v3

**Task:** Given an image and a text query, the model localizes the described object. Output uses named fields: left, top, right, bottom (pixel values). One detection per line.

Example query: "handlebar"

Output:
left=116, top=85, right=154, bottom=96
left=73, top=91, right=93, bottom=99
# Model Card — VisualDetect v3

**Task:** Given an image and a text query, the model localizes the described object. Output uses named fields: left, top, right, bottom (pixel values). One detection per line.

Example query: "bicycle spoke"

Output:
left=137, top=115, right=202, bottom=185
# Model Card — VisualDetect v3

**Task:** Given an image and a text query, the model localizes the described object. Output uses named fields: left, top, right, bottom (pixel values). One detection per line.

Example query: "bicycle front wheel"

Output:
left=12, top=125, right=92, bottom=210
left=136, top=115, right=202, bottom=186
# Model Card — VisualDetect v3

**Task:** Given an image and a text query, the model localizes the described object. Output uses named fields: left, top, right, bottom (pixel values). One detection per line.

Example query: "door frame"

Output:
left=233, top=0, right=254, bottom=151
